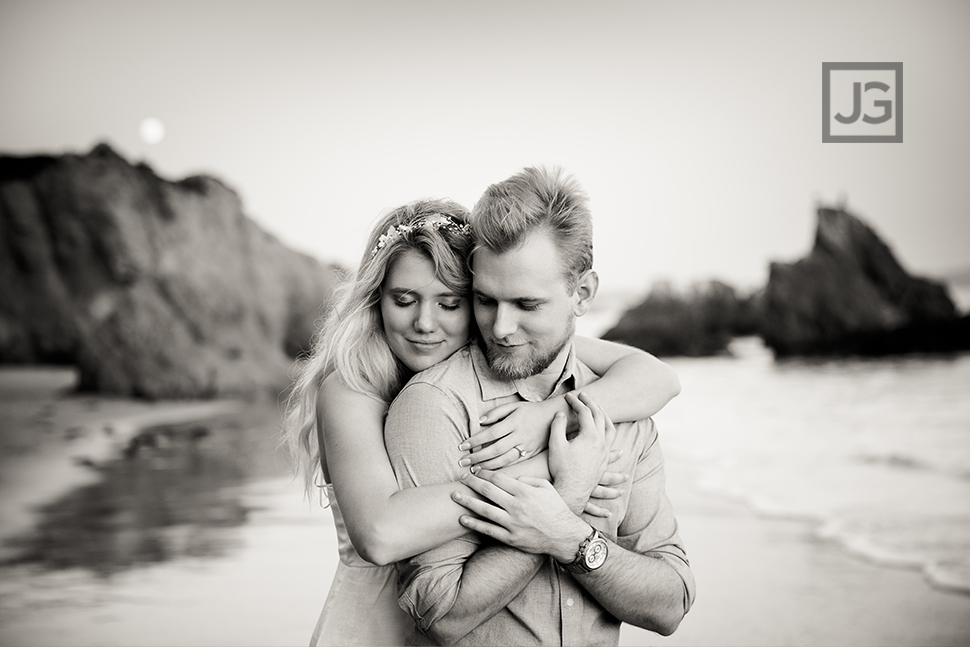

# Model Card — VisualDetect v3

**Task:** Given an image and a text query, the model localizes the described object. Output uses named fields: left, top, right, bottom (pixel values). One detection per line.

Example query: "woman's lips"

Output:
left=407, top=339, right=444, bottom=352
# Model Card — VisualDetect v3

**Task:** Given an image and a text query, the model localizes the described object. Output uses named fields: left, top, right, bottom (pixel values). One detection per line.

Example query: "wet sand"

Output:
left=0, top=367, right=242, bottom=561
left=2, top=368, right=969, bottom=646
left=623, top=459, right=970, bottom=646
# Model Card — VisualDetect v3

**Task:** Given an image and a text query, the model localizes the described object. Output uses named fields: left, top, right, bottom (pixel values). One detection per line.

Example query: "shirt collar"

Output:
left=470, top=341, right=578, bottom=403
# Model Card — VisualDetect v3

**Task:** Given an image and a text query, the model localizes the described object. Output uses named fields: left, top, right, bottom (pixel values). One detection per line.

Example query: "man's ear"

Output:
left=572, top=270, right=599, bottom=317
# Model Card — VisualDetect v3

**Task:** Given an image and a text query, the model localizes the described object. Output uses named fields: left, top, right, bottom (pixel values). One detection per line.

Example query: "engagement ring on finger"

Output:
left=514, top=445, right=529, bottom=459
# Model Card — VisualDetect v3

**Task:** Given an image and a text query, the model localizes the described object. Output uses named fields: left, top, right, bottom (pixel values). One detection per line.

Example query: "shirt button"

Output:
left=566, top=598, right=574, bottom=607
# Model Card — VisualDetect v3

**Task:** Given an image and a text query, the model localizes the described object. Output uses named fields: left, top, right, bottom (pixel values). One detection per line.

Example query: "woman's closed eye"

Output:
left=439, top=300, right=462, bottom=311
left=394, top=298, right=416, bottom=308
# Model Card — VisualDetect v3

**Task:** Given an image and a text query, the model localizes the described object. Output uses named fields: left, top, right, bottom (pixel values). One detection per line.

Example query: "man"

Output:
left=383, top=167, right=694, bottom=646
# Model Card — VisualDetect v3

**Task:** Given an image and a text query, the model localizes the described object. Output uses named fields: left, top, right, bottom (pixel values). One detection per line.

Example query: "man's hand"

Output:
left=548, top=392, right=617, bottom=513
left=452, top=470, right=591, bottom=563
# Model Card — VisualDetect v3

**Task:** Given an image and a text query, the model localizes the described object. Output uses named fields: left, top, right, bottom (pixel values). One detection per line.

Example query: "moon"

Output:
left=139, top=117, right=165, bottom=145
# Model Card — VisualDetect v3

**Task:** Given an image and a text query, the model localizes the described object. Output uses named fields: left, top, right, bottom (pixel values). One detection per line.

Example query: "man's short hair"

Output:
left=471, top=166, right=593, bottom=288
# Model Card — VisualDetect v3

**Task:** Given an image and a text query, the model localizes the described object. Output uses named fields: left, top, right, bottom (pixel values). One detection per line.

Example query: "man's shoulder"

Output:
left=572, top=355, right=659, bottom=455
left=612, top=416, right=659, bottom=464
left=395, top=344, right=478, bottom=404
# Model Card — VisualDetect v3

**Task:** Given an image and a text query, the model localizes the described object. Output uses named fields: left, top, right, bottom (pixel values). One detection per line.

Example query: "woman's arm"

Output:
left=319, top=374, right=549, bottom=566
left=573, top=335, right=681, bottom=422
left=464, top=336, right=680, bottom=468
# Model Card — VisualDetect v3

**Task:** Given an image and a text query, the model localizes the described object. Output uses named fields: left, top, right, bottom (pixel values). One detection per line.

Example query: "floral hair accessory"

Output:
left=370, top=215, right=471, bottom=256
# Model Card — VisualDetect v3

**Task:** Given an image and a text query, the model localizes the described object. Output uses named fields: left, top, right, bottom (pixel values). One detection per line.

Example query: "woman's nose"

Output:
left=414, top=302, right=437, bottom=333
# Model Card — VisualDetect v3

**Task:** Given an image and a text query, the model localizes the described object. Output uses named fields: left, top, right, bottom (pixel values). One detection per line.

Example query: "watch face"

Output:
left=584, top=538, right=608, bottom=570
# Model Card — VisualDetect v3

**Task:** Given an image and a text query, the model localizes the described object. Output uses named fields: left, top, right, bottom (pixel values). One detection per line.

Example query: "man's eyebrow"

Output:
left=472, top=289, right=544, bottom=302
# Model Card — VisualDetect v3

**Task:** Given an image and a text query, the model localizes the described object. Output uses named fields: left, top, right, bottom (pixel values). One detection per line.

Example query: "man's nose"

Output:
left=414, top=302, right=437, bottom=333
left=491, top=303, right=518, bottom=340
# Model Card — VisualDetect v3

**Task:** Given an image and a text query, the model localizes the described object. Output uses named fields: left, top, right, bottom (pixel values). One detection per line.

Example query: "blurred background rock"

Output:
left=605, top=206, right=969, bottom=358
left=0, top=144, right=342, bottom=398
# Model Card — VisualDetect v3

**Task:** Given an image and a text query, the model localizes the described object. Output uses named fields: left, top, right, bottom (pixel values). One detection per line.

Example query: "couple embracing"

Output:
left=285, top=167, right=695, bottom=646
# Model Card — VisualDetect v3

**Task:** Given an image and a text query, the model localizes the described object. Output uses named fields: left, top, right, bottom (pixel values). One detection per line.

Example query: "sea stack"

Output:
left=762, top=206, right=966, bottom=356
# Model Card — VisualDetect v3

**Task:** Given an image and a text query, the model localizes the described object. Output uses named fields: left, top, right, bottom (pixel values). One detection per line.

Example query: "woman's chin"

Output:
left=403, top=354, right=444, bottom=373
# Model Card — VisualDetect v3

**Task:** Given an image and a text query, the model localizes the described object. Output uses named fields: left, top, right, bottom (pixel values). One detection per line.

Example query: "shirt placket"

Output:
left=556, top=565, right=587, bottom=647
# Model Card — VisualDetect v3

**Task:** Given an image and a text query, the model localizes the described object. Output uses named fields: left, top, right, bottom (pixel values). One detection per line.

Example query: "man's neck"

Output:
left=518, top=342, right=572, bottom=402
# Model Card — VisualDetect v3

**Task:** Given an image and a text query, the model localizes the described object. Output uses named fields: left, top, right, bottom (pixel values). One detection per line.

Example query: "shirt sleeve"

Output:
left=383, top=380, right=481, bottom=632
left=616, top=418, right=696, bottom=614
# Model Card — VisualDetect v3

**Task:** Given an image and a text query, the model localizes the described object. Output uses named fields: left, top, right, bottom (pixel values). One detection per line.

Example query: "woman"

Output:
left=284, top=199, right=680, bottom=646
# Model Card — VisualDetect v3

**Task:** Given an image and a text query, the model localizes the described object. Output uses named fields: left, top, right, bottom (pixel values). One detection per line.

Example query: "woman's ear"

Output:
left=572, top=270, right=599, bottom=317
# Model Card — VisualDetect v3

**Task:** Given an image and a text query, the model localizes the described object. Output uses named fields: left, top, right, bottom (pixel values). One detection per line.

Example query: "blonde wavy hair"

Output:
left=283, top=199, right=473, bottom=499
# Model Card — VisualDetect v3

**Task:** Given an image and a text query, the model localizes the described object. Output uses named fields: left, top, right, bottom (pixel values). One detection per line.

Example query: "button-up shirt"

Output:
left=384, top=342, right=694, bottom=646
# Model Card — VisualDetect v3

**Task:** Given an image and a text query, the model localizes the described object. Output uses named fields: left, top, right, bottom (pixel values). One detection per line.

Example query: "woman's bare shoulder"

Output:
left=319, top=372, right=388, bottom=411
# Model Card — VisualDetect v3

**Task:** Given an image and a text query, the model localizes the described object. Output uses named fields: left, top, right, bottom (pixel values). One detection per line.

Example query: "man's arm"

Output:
left=384, top=381, right=544, bottom=644
left=566, top=419, right=694, bottom=635
left=454, top=418, right=695, bottom=636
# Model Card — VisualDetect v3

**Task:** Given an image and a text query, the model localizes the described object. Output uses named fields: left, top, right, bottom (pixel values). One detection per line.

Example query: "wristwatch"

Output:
left=565, top=528, right=609, bottom=574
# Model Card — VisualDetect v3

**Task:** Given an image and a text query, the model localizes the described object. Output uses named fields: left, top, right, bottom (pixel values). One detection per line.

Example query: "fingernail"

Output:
left=555, top=411, right=565, bottom=419
left=458, top=442, right=470, bottom=451
left=606, top=511, right=612, bottom=517
left=451, top=491, right=462, bottom=501
left=470, top=465, right=481, bottom=474
left=479, top=416, right=487, bottom=424
left=623, top=473, right=630, bottom=480
left=459, top=471, right=469, bottom=481
left=459, top=457, right=471, bottom=467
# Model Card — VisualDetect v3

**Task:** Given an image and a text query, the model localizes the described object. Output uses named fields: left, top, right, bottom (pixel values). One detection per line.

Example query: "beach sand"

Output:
left=1, top=369, right=969, bottom=646
left=0, top=367, right=242, bottom=561
left=622, top=458, right=970, bottom=647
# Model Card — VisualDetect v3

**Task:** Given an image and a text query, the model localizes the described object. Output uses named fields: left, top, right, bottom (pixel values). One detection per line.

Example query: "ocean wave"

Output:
left=695, top=471, right=970, bottom=595
left=817, top=516, right=970, bottom=595
left=854, top=452, right=970, bottom=481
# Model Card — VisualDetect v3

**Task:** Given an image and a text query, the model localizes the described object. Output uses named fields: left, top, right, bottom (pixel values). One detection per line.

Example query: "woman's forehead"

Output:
left=385, top=249, right=457, bottom=294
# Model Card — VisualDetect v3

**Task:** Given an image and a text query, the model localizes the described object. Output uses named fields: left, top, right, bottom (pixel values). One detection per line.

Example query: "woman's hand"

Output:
left=459, top=399, right=563, bottom=471
left=585, top=468, right=628, bottom=518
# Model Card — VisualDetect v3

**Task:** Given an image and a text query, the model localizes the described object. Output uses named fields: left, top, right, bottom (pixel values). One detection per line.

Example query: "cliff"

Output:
left=0, top=143, right=340, bottom=398
left=761, top=206, right=966, bottom=356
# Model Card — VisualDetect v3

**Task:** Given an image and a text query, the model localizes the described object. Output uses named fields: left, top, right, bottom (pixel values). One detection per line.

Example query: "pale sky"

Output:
left=2, top=1, right=968, bottom=295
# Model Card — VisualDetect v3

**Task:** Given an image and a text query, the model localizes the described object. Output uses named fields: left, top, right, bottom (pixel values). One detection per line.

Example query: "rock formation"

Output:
left=0, top=143, right=341, bottom=398
left=762, top=206, right=966, bottom=356
left=603, top=280, right=759, bottom=357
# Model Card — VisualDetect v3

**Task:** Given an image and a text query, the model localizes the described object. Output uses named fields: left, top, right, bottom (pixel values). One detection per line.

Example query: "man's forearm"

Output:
left=424, top=546, right=544, bottom=645
left=573, top=538, right=692, bottom=636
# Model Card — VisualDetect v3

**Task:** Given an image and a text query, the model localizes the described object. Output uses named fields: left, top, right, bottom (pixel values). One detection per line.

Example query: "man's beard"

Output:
left=482, top=319, right=575, bottom=381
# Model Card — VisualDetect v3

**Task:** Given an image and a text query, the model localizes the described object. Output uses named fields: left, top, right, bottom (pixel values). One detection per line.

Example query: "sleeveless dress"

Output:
left=310, top=483, right=413, bottom=646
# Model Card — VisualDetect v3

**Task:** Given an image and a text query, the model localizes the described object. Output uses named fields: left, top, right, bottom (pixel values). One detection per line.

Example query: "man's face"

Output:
left=472, top=229, right=584, bottom=380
